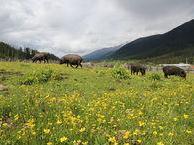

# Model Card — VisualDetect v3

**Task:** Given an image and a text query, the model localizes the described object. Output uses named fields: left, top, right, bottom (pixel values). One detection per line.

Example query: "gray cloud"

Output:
left=0, top=0, right=194, bottom=57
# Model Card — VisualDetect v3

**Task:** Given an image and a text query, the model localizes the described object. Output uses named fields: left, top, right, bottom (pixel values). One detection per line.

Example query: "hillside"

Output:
left=110, top=19, right=194, bottom=63
left=83, top=45, right=122, bottom=61
left=0, top=42, right=26, bottom=60
left=0, top=41, right=59, bottom=61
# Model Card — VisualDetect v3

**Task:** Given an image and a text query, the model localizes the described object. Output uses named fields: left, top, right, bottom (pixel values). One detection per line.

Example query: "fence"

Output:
left=147, top=65, right=194, bottom=73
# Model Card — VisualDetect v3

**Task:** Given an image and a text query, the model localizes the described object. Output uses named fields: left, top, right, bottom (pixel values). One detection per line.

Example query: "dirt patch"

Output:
left=108, top=87, right=116, bottom=91
left=0, top=84, right=8, bottom=91
left=0, top=69, right=24, bottom=76
left=0, top=69, right=24, bottom=81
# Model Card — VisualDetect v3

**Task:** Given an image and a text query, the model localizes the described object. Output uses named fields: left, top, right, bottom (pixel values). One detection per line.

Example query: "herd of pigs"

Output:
left=32, top=52, right=187, bottom=79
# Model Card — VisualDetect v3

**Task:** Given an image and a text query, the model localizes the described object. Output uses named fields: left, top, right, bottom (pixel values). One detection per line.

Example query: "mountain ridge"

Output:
left=83, top=44, right=123, bottom=61
left=110, top=19, right=194, bottom=62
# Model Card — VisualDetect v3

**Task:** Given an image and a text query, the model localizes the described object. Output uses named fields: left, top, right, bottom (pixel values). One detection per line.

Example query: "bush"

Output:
left=112, top=67, right=130, bottom=80
left=36, top=69, right=53, bottom=83
left=149, top=73, right=161, bottom=81
left=20, top=69, right=54, bottom=85
left=20, top=76, right=35, bottom=85
left=51, top=73, right=65, bottom=81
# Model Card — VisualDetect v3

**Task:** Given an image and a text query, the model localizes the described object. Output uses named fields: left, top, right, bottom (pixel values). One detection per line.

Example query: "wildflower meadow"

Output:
left=0, top=62, right=193, bottom=145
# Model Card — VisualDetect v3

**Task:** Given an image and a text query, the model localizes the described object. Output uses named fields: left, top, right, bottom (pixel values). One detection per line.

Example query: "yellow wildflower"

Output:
left=82, top=141, right=88, bottom=145
left=159, top=126, right=163, bottom=130
left=137, top=139, right=142, bottom=143
left=60, top=136, right=68, bottom=142
left=17, top=135, right=21, bottom=139
left=138, top=111, right=143, bottom=115
left=133, top=129, right=140, bottom=135
left=138, top=121, right=145, bottom=127
left=43, top=129, right=50, bottom=134
left=14, top=114, right=19, bottom=121
left=2, top=123, right=8, bottom=127
left=25, top=119, right=35, bottom=128
left=153, top=131, right=157, bottom=135
left=157, top=141, right=164, bottom=145
left=108, top=136, right=117, bottom=143
left=168, top=132, right=174, bottom=136
left=32, top=131, right=36, bottom=135
left=80, top=127, right=86, bottom=133
left=123, top=131, right=131, bottom=139
left=183, top=114, right=189, bottom=119
left=73, top=140, right=81, bottom=144
left=47, top=142, right=53, bottom=145
left=56, top=119, right=62, bottom=125
left=186, top=130, right=192, bottom=134
left=128, top=113, right=134, bottom=119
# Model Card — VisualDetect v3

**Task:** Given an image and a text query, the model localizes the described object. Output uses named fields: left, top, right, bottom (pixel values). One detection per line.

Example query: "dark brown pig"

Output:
left=59, top=54, right=83, bottom=68
left=131, top=64, right=146, bottom=75
left=32, top=52, right=49, bottom=63
left=163, top=66, right=186, bottom=79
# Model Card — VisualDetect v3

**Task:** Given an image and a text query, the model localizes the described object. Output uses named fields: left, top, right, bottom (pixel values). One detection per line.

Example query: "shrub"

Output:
left=20, top=69, right=53, bottom=85
left=36, top=69, right=53, bottom=83
left=20, top=76, right=35, bottom=85
left=51, top=73, right=65, bottom=81
left=112, top=67, right=130, bottom=80
left=149, top=73, right=161, bottom=81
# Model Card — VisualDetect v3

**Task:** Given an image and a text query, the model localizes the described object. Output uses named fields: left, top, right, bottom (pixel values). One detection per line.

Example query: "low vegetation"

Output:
left=0, top=62, right=193, bottom=145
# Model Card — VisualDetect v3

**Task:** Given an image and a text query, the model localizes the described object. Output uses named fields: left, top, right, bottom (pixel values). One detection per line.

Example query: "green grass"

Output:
left=0, top=62, right=193, bottom=145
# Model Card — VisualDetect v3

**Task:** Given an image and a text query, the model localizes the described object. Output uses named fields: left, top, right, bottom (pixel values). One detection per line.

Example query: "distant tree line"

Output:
left=0, top=42, right=59, bottom=61
left=141, top=56, right=194, bottom=64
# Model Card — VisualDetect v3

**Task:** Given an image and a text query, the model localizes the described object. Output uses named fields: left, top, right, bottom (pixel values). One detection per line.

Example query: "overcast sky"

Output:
left=0, top=0, right=194, bottom=57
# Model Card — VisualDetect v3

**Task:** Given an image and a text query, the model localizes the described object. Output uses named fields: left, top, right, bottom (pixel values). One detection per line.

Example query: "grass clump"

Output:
left=112, top=67, right=131, bottom=80
left=148, top=73, right=162, bottom=81
left=19, top=69, right=63, bottom=85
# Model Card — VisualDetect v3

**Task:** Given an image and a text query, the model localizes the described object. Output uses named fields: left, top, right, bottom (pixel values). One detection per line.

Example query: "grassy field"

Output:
left=0, top=62, right=193, bottom=145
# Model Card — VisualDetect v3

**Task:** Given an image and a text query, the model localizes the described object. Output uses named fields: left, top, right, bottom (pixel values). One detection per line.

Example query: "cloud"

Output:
left=0, top=0, right=194, bottom=56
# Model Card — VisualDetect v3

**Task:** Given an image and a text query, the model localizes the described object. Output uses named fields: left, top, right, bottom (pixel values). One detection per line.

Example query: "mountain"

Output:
left=83, top=44, right=123, bottom=61
left=110, top=19, right=194, bottom=63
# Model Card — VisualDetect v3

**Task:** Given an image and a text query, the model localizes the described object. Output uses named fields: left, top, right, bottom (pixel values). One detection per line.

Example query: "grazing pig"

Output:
left=163, top=66, right=186, bottom=79
left=59, top=54, right=83, bottom=68
left=32, top=52, right=49, bottom=63
left=131, top=64, right=146, bottom=76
